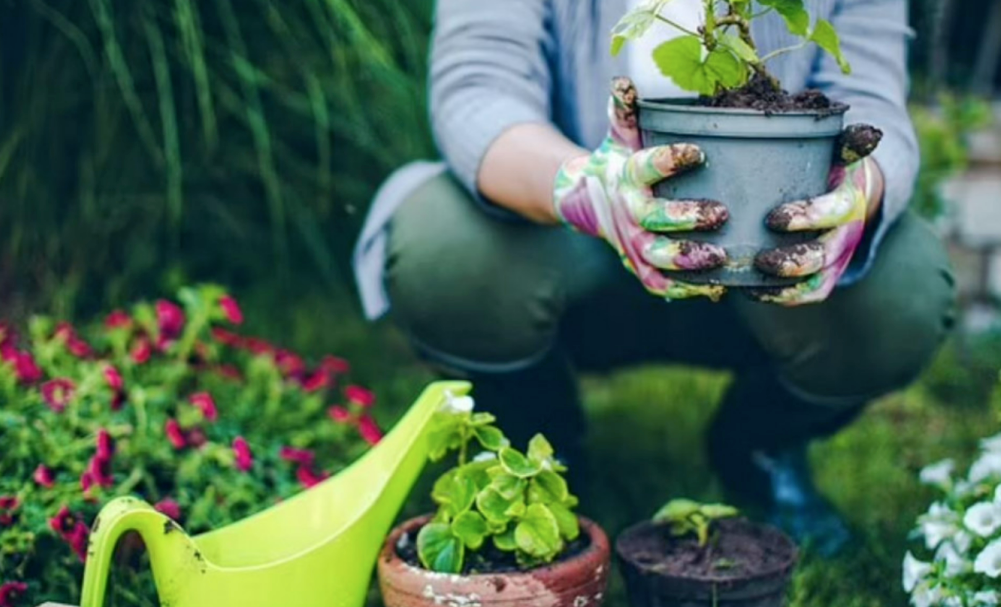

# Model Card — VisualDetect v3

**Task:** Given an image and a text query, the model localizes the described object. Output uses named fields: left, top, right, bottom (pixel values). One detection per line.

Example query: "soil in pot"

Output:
left=616, top=518, right=797, bottom=607
left=699, top=73, right=846, bottom=114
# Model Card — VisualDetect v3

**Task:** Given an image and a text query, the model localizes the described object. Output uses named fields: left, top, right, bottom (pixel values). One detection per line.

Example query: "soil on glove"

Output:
left=397, top=525, right=591, bottom=575
left=619, top=519, right=794, bottom=580
left=701, top=73, right=847, bottom=114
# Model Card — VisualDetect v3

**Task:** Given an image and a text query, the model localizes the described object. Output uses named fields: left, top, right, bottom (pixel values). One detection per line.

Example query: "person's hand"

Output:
left=552, top=77, right=729, bottom=301
left=751, top=125, right=884, bottom=306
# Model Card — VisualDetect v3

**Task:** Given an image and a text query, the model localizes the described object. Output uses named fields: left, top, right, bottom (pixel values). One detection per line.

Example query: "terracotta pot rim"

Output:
left=615, top=518, right=798, bottom=585
left=376, top=516, right=604, bottom=600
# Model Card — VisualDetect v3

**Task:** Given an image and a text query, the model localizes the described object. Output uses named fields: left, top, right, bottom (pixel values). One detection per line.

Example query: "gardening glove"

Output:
left=751, top=125, right=884, bottom=306
left=553, top=77, right=729, bottom=301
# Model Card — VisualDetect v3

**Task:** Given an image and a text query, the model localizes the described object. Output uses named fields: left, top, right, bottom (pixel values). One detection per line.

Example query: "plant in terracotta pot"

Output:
left=611, top=0, right=882, bottom=288
left=378, top=394, right=610, bottom=607
left=617, top=499, right=798, bottom=607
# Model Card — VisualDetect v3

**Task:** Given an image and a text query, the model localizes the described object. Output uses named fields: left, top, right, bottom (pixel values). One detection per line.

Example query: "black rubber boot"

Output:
left=708, top=371, right=864, bottom=557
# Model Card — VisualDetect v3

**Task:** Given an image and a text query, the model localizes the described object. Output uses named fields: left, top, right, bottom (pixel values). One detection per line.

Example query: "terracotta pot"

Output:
left=378, top=515, right=610, bottom=607
left=616, top=519, right=797, bottom=607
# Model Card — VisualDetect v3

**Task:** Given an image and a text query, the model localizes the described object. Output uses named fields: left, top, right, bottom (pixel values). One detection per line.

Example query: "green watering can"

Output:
left=79, top=381, right=470, bottom=607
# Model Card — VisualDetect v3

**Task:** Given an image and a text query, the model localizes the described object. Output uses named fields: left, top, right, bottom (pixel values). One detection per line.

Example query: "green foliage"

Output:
left=611, top=0, right=851, bottom=96
left=0, top=285, right=381, bottom=606
left=416, top=409, right=580, bottom=573
left=910, top=95, right=993, bottom=220
left=0, top=0, right=435, bottom=312
left=653, top=498, right=739, bottom=547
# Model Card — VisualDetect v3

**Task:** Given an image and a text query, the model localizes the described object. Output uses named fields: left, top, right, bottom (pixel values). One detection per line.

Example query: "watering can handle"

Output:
left=79, top=496, right=192, bottom=607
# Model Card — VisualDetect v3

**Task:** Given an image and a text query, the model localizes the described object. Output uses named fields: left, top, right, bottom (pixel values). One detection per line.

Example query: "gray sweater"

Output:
left=354, top=0, right=917, bottom=320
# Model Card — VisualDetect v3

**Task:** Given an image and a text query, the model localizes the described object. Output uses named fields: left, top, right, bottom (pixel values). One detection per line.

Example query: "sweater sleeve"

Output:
left=429, top=0, right=554, bottom=208
left=808, top=0, right=919, bottom=283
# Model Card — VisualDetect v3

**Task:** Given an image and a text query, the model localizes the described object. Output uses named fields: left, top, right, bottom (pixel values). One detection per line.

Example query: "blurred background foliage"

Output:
left=0, top=0, right=997, bottom=319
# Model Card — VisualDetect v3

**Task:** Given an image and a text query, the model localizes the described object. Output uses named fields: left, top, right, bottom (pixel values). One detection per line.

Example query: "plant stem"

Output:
left=654, top=14, right=700, bottom=37
left=761, top=41, right=809, bottom=64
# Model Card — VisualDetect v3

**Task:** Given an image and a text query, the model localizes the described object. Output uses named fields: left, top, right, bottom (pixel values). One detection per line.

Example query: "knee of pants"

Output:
left=778, top=218, right=957, bottom=402
left=384, top=176, right=564, bottom=369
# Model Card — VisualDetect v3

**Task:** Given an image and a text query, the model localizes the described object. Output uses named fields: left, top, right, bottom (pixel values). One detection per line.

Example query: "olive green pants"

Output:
left=384, top=172, right=956, bottom=478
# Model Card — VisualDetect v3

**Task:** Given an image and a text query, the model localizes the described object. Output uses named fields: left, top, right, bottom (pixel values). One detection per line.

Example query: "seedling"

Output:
left=653, top=499, right=739, bottom=547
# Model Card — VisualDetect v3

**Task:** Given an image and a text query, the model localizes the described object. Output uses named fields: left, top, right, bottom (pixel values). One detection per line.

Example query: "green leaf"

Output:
left=759, top=0, right=810, bottom=36
left=549, top=502, right=580, bottom=541
left=451, top=511, right=489, bottom=550
left=490, top=473, right=527, bottom=500
left=610, top=3, right=660, bottom=57
left=499, top=447, right=541, bottom=478
left=653, top=499, right=702, bottom=524
left=432, top=469, right=477, bottom=516
left=529, top=470, right=569, bottom=504
left=417, top=522, right=465, bottom=573
left=427, top=414, right=464, bottom=461
left=474, top=425, right=509, bottom=451
left=493, top=527, right=518, bottom=552
left=527, top=434, right=554, bottom=464
left=477, top=488, right=515, bottom=525
left=719, top=33, right=759, bottom=63
left=515, top=504, right=563, bottom=560
left=653, top=37, right=746, bottom=95
left=810, top=19, right=851, bottom=74
left=470, top=412, right=497, bottom=427
left=700, top=504, right=740, bottom=521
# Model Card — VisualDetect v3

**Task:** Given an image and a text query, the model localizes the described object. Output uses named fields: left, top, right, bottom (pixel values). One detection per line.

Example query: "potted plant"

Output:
left=611, top=0, right=881, bottom=287
left=616, top=499, right=797, bottom=607
left=377, top=397, right=610, bottom=607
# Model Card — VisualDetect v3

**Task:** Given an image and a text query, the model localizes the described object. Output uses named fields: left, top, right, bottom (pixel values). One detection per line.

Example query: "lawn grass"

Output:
left=243, top=286, right=1000, bottom=607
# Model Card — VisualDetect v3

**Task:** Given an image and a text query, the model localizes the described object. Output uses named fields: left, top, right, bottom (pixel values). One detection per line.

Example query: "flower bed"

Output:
left=0, top=286, right=382, bottom=607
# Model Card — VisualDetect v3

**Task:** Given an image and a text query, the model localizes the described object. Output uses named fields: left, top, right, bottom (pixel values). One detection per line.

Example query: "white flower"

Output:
left=982, top=433, right=1001, bottom=454
left=903, top=551, right=933, bottom=592
left=920, top=459, right=955, bottom=487
left=974, top=591, right=1000, bottom=606
left=970, top=451, right=1001, bottom=484
left=955, top=479, right=977, bottom=498
left=442, top=393, right=475, bottom=414
left=472, top=451, right=497, bottom=463
left=935, top=541, right=971, bottom=577
left=994, top=484, right=1001, bottom=503
left=954, top=530, right=973, bottom=554
left=920, top=502, right=961, bottom=550
left=965, top=502, right=1001, bottom=537
left=911, top=581, right=943, bottom=607
left=974, top=538, right=1001, bottom=578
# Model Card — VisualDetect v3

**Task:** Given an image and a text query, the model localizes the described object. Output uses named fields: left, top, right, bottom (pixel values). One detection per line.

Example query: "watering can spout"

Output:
left=79, top=381, right=471, bottom=607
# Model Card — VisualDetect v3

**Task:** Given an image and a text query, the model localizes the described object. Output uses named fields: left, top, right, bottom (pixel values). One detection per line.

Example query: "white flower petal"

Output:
left=911, top=582, right=942, bottom=607
left=920, top=459, right=955, bottom=486
left=443, top=394, right=475, bottom=414
left=974, top=538, right=1001, bottom=578
left=982, top=433, right=1001, bottom=454
left=974, top=591, right=1000, bottom=606
left=970, top=452, right=1001, bottom=484
left=964, top=502, right=1001, bottom=538
left=935, top=541, right=971, bottom=577
left=903, top=551, right=933, bottom=592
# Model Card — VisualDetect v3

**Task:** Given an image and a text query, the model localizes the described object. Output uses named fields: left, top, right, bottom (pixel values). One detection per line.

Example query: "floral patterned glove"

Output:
left=752, top=125, right=883, bottom=306
left=553, top=77, right=729, bottom=301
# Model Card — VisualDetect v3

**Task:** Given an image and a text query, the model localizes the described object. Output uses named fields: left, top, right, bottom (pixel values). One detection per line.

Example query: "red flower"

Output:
left=155, top=498, right=182, bottom=521
left=130, top=337, right=151, bottom=364
left=67, top=522, right=89, bottom=561
left=0, top=497, right=19, bottom=527
left=189, top=392, right=218, bottom=422
left=33, top=465, right=54, bottom=488
left=296, top=465, right=327, bottom=489
left=213, top=364, right=243, bottom=381
left=49, top=506, right=76, bottom=535
left=1, top=350, right=41, bottom=384
left=219, top=295, right=244, bottom=325
left=0, top=581, right=28, bottom=607
left=41, top=378, right=75, bottom=412
left=211, top=327, right=243, bottom=347
left=48, top=507, right=91, bottom=561
left=233, top=437, right=253, bottom=472
left=96, top=429, right=115, bottom=460
left=328, top=406, right=352, bottom=423
left=279, top=447, right=315, bottom=467
left=357, top=415, right=383, bottom=445
left=320, top=355, right=350, bottom=375
left=243, top=337, right=274, bottom=355
left=103, top=365, right=123, bottom=391
left=105, top=310, right=132, bottom=329
left=0, top=323, right=14, bottom=347
left=301, top=370, right=329, bottom=393
left=274, top=350, right=305, bottom=378
left=54, top=322, right=92, bottom=358
left=82, top=455, right=113, bottom=492
left=186, top=428, right=207, bottom=448
left=345, top=385, right=375, bottom=408
left=155, top=300, right=185, bottom=338
left=165, top=419, right=187, bottom=450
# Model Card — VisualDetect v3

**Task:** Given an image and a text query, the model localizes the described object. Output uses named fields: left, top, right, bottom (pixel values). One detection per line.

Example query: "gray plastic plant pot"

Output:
left=638, top=98, right=847, bottom=288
